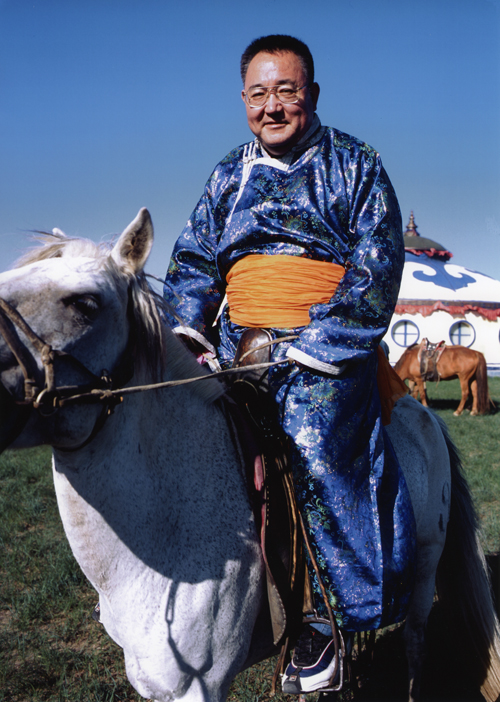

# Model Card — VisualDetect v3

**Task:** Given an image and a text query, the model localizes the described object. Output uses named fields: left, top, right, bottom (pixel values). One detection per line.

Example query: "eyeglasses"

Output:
left=243, top=84, right=308, bottom=108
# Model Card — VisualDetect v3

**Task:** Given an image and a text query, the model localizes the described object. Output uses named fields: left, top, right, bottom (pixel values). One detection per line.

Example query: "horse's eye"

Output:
left=65, top=295, right=101, bottom=319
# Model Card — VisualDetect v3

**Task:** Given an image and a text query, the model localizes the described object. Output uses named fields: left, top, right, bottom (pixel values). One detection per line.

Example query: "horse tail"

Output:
left=475, top=352, right=490, bottom=415
left=435, top=416, right=500, bottom=702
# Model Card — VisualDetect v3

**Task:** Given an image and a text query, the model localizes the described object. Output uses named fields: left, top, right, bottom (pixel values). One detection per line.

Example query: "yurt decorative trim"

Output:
left=395, top=300, right=500, bottom=321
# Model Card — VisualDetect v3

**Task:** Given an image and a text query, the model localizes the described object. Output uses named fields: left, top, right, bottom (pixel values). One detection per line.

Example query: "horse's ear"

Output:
left=111, top=208, right=154, bottom=274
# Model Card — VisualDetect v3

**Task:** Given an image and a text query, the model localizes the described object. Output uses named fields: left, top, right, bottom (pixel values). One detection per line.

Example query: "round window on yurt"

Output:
left=449, top=321, right=475, bottom=347
left=392, top=320, right=420, bottom=347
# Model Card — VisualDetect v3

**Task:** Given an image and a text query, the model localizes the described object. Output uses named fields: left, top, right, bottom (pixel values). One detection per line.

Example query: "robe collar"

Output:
left=256, top=114, right=323, bottom=165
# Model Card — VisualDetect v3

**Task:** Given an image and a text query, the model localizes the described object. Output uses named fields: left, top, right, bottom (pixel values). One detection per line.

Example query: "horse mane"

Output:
left=14, top=231, right=224, bottom=405
left=14, top=229, right=109, bottom=266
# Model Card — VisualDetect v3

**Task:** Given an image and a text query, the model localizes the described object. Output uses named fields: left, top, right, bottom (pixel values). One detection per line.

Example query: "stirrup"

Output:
left=300, top=615, right=347, bottom=693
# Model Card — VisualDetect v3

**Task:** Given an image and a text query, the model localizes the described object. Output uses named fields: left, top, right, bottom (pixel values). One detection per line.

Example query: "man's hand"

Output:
left=178, top=334, right=206, bottom=356
left=177, top=334, right=216, bottom=367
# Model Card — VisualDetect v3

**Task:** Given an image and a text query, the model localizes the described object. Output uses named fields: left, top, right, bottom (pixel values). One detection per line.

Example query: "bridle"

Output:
left=0, top=297, right=132, bottom=411
left=0, top=297, right=133, bottom=451
left=0, top=296, right=297, bottom=449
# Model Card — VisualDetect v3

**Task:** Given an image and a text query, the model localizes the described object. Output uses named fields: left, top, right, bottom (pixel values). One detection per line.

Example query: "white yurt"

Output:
left=383, top=213, right=500, bottom=375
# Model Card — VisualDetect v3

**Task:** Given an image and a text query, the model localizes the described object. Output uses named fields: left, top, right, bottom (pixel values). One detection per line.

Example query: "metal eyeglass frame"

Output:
left=243, top=84, right=308, bottom=108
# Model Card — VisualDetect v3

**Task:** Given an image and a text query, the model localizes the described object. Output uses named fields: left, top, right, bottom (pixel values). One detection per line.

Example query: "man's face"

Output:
left=242, top=50, right=320, bottom=156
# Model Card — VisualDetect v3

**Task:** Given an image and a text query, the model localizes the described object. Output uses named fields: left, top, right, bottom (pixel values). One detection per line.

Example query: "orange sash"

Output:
left=226, top=254, right=345, bottom=329
left=225, top=254, right=407, bottom=424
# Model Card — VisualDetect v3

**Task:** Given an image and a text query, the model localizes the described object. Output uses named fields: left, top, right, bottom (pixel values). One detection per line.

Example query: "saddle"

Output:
left=228, top=329, right=311, bottom=648
left=418, top=338, right=446, bottom=382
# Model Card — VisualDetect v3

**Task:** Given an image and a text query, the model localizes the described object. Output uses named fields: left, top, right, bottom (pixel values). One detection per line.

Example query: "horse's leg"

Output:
left=408, top=380, right=418, bottom=399
left=470, top=377, right=479, bottom=416
left=415, top=378, right=428, bottom=407
left=404, top=542, right=444, bottom=702
left=387, top=396, right=450, bottom=701
left=454, top=375, right=469, bottom=416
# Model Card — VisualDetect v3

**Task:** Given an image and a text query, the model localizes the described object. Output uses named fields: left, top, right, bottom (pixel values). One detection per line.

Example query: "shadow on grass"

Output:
left=232, top=600, right=487, bottom=702
left=418, top=398, right=498, bottom=415
left=349, top=605, right=483, bottom=702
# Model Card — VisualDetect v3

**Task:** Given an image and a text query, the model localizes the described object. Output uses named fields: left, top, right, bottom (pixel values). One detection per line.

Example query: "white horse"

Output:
left=1, top=208, right=499, bottom=702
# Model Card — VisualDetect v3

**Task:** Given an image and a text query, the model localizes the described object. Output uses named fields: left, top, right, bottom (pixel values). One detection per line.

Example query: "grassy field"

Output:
left=420, top=377, right=500, bottom=554
left=1, top=378, right=499, bottom=702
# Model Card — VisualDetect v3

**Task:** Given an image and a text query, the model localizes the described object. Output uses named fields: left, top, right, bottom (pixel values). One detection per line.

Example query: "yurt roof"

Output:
left=396, top=213, right=500, bottom=320
left=402, top=211, right=452, bottom=260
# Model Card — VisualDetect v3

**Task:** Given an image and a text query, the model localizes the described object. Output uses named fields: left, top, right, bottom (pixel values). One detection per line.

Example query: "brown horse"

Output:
left=394, top=340, right=491, bottom=416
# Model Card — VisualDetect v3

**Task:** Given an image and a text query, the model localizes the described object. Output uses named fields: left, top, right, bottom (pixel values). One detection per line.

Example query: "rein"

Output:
left=54, top=357, right=294, bottom=407
left=55, top=335, right=299, bottom=407
left=0, top=294, right=297, bottom=412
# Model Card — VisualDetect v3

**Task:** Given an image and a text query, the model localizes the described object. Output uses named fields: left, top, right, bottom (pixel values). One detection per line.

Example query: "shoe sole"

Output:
left=282, top=646, right=338, bottom=693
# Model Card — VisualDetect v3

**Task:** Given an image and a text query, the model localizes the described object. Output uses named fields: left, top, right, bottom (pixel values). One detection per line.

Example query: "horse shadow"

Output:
left=423, top=397, right=498, bottom=415
left=334, top=603, right=484, bottom=702
left=336, top=556, right=500, bottom=701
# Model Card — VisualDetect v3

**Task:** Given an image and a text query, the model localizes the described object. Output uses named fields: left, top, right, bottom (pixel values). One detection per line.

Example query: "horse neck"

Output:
left=51, top=384, right=254, bottom=616
left=51, top=326, right=248, bottom=568
left=136, top=327, right=228, bottom=462
left=394, top=352, right=410, bottom=377
left=56, top=325, right=227, bottom=472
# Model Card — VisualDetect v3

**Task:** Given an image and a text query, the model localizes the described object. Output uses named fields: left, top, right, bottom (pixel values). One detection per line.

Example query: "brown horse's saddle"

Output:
left=418, top=338, right=446, bottom=382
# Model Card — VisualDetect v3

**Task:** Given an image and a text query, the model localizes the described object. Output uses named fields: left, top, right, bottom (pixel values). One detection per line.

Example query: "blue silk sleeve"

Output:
left=164, top=184, right=224, bottom=347
left=290, top=144, right=403, bottom=367
left=164, top=147, right=246, bottom=347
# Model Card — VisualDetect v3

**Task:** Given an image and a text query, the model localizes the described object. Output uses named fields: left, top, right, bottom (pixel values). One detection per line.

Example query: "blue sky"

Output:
left=1, top=0, right=499, bottom=283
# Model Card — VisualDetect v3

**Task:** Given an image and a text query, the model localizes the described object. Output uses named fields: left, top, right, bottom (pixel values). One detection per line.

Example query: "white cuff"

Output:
left=286, top=348, right=346, bottom=376
left=172, top=326, right=216, bottom=356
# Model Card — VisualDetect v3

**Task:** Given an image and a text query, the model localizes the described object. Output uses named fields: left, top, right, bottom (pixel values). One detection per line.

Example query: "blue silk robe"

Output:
left=164, top=122, right=416, bottom=631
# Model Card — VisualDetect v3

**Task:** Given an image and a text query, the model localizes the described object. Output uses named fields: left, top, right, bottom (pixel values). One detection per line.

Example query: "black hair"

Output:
left=240, top=34, right=314, bottom=84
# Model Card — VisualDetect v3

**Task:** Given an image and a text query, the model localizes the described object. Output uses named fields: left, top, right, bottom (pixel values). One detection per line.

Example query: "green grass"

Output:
left=1, top=379, right=500, bottom=701
left=0, top=447, right=143, bottom=702
left=420, top=376, right=500, bottom=553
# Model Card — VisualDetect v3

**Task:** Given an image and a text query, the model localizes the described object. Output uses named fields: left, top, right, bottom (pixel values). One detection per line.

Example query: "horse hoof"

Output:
left=453, top=410, right=462, bottom=416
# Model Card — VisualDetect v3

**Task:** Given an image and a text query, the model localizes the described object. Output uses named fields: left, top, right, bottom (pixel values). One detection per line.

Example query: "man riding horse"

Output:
left=163, top=34, right=414, bottom=695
